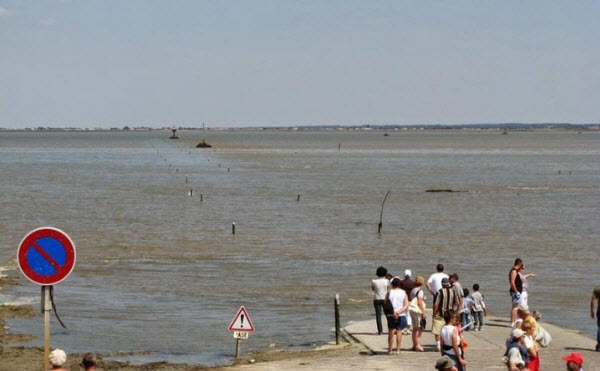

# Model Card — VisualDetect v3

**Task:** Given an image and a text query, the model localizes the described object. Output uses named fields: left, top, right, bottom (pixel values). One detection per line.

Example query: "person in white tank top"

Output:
left=440, top=310, right=467, bottom=371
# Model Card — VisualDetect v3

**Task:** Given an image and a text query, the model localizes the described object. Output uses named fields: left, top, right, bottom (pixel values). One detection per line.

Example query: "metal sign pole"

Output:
left=43, top=286, right=51, bottom=371
left=235, top=338, right=242, bottom=359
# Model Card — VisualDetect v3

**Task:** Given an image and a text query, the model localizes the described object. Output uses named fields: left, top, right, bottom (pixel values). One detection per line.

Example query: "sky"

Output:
left=0, top=1, right=599, bottom=128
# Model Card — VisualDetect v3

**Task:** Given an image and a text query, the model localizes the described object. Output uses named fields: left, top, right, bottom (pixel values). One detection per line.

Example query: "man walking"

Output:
left=592, top=284, right=600, bottom=352
left=449, top=273, right=464, bottom=312
left=432, top=277, right=458, bottom=351
left=427, top=264, right=449, bottom=304
left=509, top=258, right=524, bottom=325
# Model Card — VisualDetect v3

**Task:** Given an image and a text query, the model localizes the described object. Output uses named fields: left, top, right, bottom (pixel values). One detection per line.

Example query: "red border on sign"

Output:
left=17, top=227, right=76, bottom=285
left=228, top=306, right=255, bottom=332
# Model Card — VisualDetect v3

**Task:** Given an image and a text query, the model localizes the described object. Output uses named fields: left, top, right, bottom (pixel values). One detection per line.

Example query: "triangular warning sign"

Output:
left=228, top=306, right=255, bottom=332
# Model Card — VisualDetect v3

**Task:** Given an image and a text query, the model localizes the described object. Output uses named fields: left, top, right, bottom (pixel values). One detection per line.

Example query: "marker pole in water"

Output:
left=297, top=194, right=301, bottom=202
left=232, top=222, right=236, bottom=234
left=43, top=286, right=51, bottom=371
left=335, top=293, right=340, bottom=345
left=200, top=194, right=203, bottom=202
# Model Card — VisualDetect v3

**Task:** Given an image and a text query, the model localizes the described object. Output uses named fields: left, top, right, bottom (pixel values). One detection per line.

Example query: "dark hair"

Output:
left=81, top=353, right=98, bottom=368
left=463, top=288, right=469, bottom=296
left=514, top=258, right=523, bottom=266
left=391, top=277, right=401, bottom=288
left=473, top=283, right=480, bottom=291
left=436, top=263, right=444, bottom=272
left=376, top=266, right=388, bottom=277
left=443, top=309, right=457, bottom=324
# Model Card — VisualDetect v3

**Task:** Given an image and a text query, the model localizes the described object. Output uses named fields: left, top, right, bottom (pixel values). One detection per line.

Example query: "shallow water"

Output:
left=0, top=130, right=598, bottom=365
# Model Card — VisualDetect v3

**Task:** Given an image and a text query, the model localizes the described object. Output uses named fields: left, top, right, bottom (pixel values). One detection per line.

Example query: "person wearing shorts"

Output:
left=385, top=277, right=409, bottom=354
left=509, top=258, right=524, bottom=325
left=432, top=277, right=458, bottom=351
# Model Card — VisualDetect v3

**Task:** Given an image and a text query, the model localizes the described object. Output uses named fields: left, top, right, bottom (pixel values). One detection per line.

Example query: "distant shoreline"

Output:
left=0, top=123, right=598, bottom=133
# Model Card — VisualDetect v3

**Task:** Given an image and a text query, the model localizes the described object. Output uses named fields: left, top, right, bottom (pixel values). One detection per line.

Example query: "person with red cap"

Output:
left=562, top=352, right=583, bottom=371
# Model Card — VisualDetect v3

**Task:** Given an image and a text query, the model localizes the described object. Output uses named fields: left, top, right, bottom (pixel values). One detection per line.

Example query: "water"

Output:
left=0, top=130, right=598, bottom=365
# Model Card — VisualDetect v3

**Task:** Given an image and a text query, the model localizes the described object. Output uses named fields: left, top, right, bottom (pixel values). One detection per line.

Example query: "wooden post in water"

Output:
left=378, top=190, right=390, bottom=234
left=232, top=222, right=236, bottom=234
left=297, top=194, right=301, bottom=202
left=200, top=194, right=203, bottom=202
left=335, top=293, right=340, bottom=345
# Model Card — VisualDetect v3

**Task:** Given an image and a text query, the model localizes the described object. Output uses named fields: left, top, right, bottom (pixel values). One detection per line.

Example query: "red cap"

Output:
left=562, top=352, right=583, bottom=365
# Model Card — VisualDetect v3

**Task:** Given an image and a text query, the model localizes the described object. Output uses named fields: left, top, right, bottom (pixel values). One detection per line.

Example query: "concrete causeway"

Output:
left=227, top=314, right=600, bottom=370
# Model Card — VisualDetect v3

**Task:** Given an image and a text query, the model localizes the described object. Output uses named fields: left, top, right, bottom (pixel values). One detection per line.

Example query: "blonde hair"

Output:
left=414, top=276, right=425, bottom=286
left=522, top=316, right=538, bottom=336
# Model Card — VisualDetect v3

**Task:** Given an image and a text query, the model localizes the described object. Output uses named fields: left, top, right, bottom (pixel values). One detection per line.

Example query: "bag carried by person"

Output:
left=383, top=293, right=394, bottom=315
left=408, top=290, right=424, bottom=314
left=536, top=325, right=552, bottom=347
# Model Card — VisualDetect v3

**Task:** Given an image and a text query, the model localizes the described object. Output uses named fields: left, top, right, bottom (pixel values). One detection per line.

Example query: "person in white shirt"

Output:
left=427, top=263, right=449, bottom=304
left=386, top=277, right=409, bottom=354
left=371, top=266, right=389, bottom=335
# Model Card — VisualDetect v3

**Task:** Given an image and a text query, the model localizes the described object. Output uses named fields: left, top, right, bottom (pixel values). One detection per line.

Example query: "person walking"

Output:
left=509, top=259, right=525, bottom=325
left=371, top=266, right=389, bottom=335
left=49, top=349, right=68, bottom=371
left=502, top=328, right=528, bottom=371
left=562, top=353, right=584, bottom=371
left=591, top=284, right=600, bottom=351
left=435, top=355, right=459, bottom=371
left=82, top=353, right=98, bottom=371
left=432, top=277, right=458, bottom=351
left=427, top=264, right=449, bottom=304
left=521, top=319, right=540, bottom=371
left=440, top=310, right=467, bottom=371
left=385, top=277, right=409, bottom=354
left=469, top=283, right=487, bottom=331
left=401, top=269, right=415, bottom=334
left=410, top=275, right=427, bottom=351
left=449, top=273, right=464, bottom=311
left=460, top=288, right=472, bottom=331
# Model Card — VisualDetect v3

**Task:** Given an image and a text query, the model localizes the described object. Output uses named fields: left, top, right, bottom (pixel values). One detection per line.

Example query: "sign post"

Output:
left=228, top=306, right=255, bottom=359
left=17, top=227, right=76, bottom=371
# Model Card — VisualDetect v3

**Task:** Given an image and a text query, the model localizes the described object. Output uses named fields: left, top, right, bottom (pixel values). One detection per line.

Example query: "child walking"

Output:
left=469, top=283, right=487, bottom=331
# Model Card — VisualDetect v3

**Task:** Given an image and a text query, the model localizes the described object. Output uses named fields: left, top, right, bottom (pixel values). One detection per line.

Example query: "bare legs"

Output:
left=387, top=329, right=403, bottom=354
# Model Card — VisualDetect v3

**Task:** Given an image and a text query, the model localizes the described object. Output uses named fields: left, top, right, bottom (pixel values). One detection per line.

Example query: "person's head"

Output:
left=436, top=263, right=444, bottom=272
left=441, top=277, right=450, bottom=288
left=376, top=266, right=388, bottom=278
left=414, top=275, right=425, bottom=287
left=510, top=328, right=526, bottom=344
left=404, top=269, right=412, bottom=278
left=517, top=304, right=530, bottom=319
left=391, top=277, right=401, bottom=288
left=531, top=310, right=542, bottom=321
left=463, top=288, right=469, bottom=297
left=82, top=353, right=98, bottom=370
left=435, top=355, right=458, bottom=371
left=522, top=316, right=538, bottom=337
left=472, top=283, right=480, bottom=291
left=449, top=273, right=459, bottom=283
left=514, top=258, right=523, bottom=269
left=443, top=309, right=458, bottom=325
left=49, top=349, right=67, bottom=369
left=562, top=352, right=583, bottom=371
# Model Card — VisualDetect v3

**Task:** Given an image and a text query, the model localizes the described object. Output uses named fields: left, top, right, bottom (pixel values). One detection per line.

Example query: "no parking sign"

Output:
left=17, top=227, right=76, bottom=285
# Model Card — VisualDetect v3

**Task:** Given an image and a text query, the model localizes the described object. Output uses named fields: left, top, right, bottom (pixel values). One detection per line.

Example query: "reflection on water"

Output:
left=0, top=130, right=598, bottom=365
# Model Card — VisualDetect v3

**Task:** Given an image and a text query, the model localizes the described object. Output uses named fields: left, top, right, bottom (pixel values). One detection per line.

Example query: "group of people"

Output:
left=48, top=349, right=98, bottom=371
left=371, top=259, right=595, bottom=371
left=371, top=263, right=487, bottom=369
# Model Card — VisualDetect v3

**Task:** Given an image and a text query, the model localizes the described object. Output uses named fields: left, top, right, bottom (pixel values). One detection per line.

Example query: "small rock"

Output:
left=248, top=359, right=255, bottom=364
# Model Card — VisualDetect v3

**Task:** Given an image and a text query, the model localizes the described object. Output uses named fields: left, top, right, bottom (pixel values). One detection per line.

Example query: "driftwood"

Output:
left=425, top=189, right=466, bottom=193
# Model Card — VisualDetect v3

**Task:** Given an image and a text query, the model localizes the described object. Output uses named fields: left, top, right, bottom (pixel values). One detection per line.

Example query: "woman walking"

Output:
left=409, top=275, right=427, bottom=351
left=371, top=266, right=389, bottom=335
left=441, top=310, right=467, bottom=371
left=386, top=277, right=409, bottom=354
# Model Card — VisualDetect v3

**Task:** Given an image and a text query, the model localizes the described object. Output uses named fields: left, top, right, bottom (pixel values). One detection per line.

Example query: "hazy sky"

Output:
left=1, top=1, right=598, bottom=128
